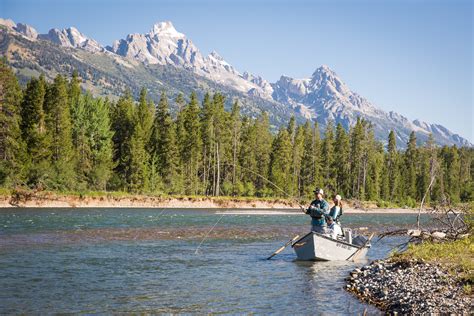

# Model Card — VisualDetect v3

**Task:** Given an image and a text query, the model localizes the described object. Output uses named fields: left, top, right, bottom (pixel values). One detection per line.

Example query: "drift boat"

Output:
left=291, top=230, right=372, bottom=261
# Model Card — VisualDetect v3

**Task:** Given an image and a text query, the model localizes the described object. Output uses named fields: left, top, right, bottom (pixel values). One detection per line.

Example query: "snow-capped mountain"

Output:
left=107, top=21, right=268, bottom=97
left=0, top=18, right=471, bottom=147
left=271, top=66, right=471, bottom=146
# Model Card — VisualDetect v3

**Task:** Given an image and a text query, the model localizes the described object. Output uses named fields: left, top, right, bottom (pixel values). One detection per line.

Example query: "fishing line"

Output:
left=192, top=163, right=308, bottom=254
left=156, top=208, right=166, bottom=217
left=224, top=163, right=307, bottom=212
left=194, top=212, right=225, bottom=254
left=132, top=208, right=168, bottom=240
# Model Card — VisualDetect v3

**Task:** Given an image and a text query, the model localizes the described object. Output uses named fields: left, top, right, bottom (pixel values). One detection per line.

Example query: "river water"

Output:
left=0, top=208, right=430, bottom=314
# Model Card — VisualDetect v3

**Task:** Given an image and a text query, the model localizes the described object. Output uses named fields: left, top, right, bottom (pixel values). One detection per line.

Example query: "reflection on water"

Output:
left=0, top=208, right=419, bottom=314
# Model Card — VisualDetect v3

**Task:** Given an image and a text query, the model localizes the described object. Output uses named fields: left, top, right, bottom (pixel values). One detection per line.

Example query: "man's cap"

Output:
left=313, top=188, right=324, bottom=195
left=335, top=194, right=342, bottom=201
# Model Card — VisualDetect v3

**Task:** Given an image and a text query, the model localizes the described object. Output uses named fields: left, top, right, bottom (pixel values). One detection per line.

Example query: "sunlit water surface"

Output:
left=0, top=208, right=431, bottom=314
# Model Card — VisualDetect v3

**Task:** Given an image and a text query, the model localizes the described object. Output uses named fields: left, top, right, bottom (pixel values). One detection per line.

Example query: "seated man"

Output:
left=326, top=216, right=343, bottom=239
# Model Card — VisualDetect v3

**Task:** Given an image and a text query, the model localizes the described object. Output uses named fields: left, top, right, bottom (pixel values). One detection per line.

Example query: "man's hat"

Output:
left=335, top=194, right=342, bottom=201
left=313, top=188, right=324, bottom=195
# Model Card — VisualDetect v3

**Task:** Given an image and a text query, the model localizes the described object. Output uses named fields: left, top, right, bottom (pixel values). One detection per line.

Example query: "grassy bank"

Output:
left=392, top=208, right=473, bottom=292
left=394, top=236, right=474, bottom=285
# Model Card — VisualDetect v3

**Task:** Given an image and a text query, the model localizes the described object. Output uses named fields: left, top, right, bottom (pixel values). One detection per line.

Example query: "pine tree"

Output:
left=20, top=75, right=52, bottom=187
left=182, top=92, right=202, bottom=195
left=458, top=147, right=473, bottom=202
left=88, top=97, right=114, bottom=190
left=287, top=116, right=296, bottom=141
left=363, top=128, right=382, bottom=201
left=200, top=92, right=214, bottom=195
left=386, top=130, right=400, bottom=202
left=269, top=128, right=292, bottom=196
left=173, top=93, right=187, bottom=194
left=0, top=59, right=25, bottom=186
left=129, top=88, right=154, bottom=192
left=417, top=134, right=437, bottom=203
left=321, top=121, right=335, bottom=195
left=359, top=120, right=374, bottom=201
left=68, top=70, right=81, bottom=109
left=445, top=146, right=461, bottom=203
left=44, top=74, right=75, bottom=189
left=254, top=112, right=273, bottom=196
left=229, top=100, right=241, bottom=194
left=291, top=125, right=305, bottom=197
left=300, top=121, right=315, bottom=197
left=333, top=123, right=350, bottom=197
left=111, top=91, right=135, bottom=190
left=211, top=93, right=231, bottom=196
left=150, top=91, right=178, bottom=192
left=286, top=116, right=298, bottom=195
left=349, top=118, right=365, bottom=199
left=404, top=131, right=418, bottom=200
left=239, top=117, right=258, bottom=195
left=71, top=93, right=92, bottom=188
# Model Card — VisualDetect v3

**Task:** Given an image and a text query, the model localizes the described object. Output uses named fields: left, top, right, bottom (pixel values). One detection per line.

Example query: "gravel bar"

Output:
left=345, top=259, right=472, bottom=314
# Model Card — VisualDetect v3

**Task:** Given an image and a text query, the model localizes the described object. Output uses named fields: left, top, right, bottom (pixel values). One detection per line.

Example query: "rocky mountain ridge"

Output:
left=0, top=18, right=470, bottom=147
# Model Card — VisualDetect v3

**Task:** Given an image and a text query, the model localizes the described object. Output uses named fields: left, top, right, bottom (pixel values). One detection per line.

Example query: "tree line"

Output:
left=0, top=60, right=472, bottom=205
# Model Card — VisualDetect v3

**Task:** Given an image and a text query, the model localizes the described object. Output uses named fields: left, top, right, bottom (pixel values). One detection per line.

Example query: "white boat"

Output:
left=291, top=231, right=371, bottom=261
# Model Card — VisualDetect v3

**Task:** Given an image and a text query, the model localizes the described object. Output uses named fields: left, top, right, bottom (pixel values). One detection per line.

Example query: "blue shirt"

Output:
left=306, top=199, right=329, bottom=227
left=329, top=206, right=341, bottom=220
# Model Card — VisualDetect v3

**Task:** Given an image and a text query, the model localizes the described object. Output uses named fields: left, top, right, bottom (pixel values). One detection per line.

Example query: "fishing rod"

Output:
left=225, top=163, right=308, bottom=213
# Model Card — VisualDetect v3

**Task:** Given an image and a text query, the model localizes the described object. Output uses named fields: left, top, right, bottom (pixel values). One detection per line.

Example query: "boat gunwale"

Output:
left=291, top=231, right=366, bottom=249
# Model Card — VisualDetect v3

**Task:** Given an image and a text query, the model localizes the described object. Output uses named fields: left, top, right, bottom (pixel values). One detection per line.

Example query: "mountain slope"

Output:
left=0, top=24, right=291, bottom=127
left=271, top=66, right=471, bottom=146
left=0, top=18, right=470, bottom=147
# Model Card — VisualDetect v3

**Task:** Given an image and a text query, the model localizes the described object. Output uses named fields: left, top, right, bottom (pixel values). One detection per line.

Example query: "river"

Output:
left=0, top=208, right=431, bottom=314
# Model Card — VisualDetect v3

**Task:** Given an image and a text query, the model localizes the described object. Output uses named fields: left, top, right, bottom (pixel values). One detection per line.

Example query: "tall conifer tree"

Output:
left=0, top=59, right=25, bottom=185
left=44, top=74, right=75, bottom=189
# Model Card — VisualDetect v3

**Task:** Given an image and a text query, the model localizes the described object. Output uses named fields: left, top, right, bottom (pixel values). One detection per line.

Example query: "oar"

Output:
left=267, top=235, right=300, bottom=260
left=346, top=233, right=375, bottom=261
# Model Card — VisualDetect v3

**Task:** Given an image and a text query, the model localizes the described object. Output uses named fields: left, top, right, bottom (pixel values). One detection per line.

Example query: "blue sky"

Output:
left=2, top=0, right=473, bottom=142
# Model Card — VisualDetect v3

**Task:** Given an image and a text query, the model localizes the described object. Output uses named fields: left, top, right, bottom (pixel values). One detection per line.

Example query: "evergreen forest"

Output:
left=1, top=60, right=472, bottom=206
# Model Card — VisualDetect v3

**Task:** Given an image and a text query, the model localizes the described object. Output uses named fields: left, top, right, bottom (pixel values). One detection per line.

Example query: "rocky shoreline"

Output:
left=345, top=259, right=472, bottom=314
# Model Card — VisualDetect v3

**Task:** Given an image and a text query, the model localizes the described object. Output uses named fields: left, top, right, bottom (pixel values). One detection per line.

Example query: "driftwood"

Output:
left=378, top=205, right=471, bottom=250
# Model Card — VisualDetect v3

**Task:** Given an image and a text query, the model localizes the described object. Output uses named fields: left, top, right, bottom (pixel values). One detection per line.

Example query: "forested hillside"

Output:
left=1, top=60, right=472, bottom=205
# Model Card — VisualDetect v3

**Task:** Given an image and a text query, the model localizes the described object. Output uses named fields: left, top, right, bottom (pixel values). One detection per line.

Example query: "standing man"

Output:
left=306, top=188, right=329, bottom=234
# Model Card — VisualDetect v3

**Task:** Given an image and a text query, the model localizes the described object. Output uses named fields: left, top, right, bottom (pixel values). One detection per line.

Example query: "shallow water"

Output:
left=0, top=208, right=430, bottom=314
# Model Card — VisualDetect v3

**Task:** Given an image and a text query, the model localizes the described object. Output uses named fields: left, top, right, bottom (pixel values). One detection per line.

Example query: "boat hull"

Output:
left=291, top=232, right=368, bottom=261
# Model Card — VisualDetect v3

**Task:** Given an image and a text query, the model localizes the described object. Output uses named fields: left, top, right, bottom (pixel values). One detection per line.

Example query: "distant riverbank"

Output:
left=0, top=190, right=429, bottom=213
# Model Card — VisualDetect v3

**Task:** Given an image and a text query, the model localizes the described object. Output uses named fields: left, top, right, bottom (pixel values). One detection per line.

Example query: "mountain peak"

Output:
left=36, top=26, right=103, bottom=52
left=150, top=21, right=183, bottom=37
left=0, top=18, right=16, bottom=29
left=310, top=64, right=350, bottom=96
left=312, top=64, right=337, bottom=78
left=209, top=50, right=224, bottom=61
